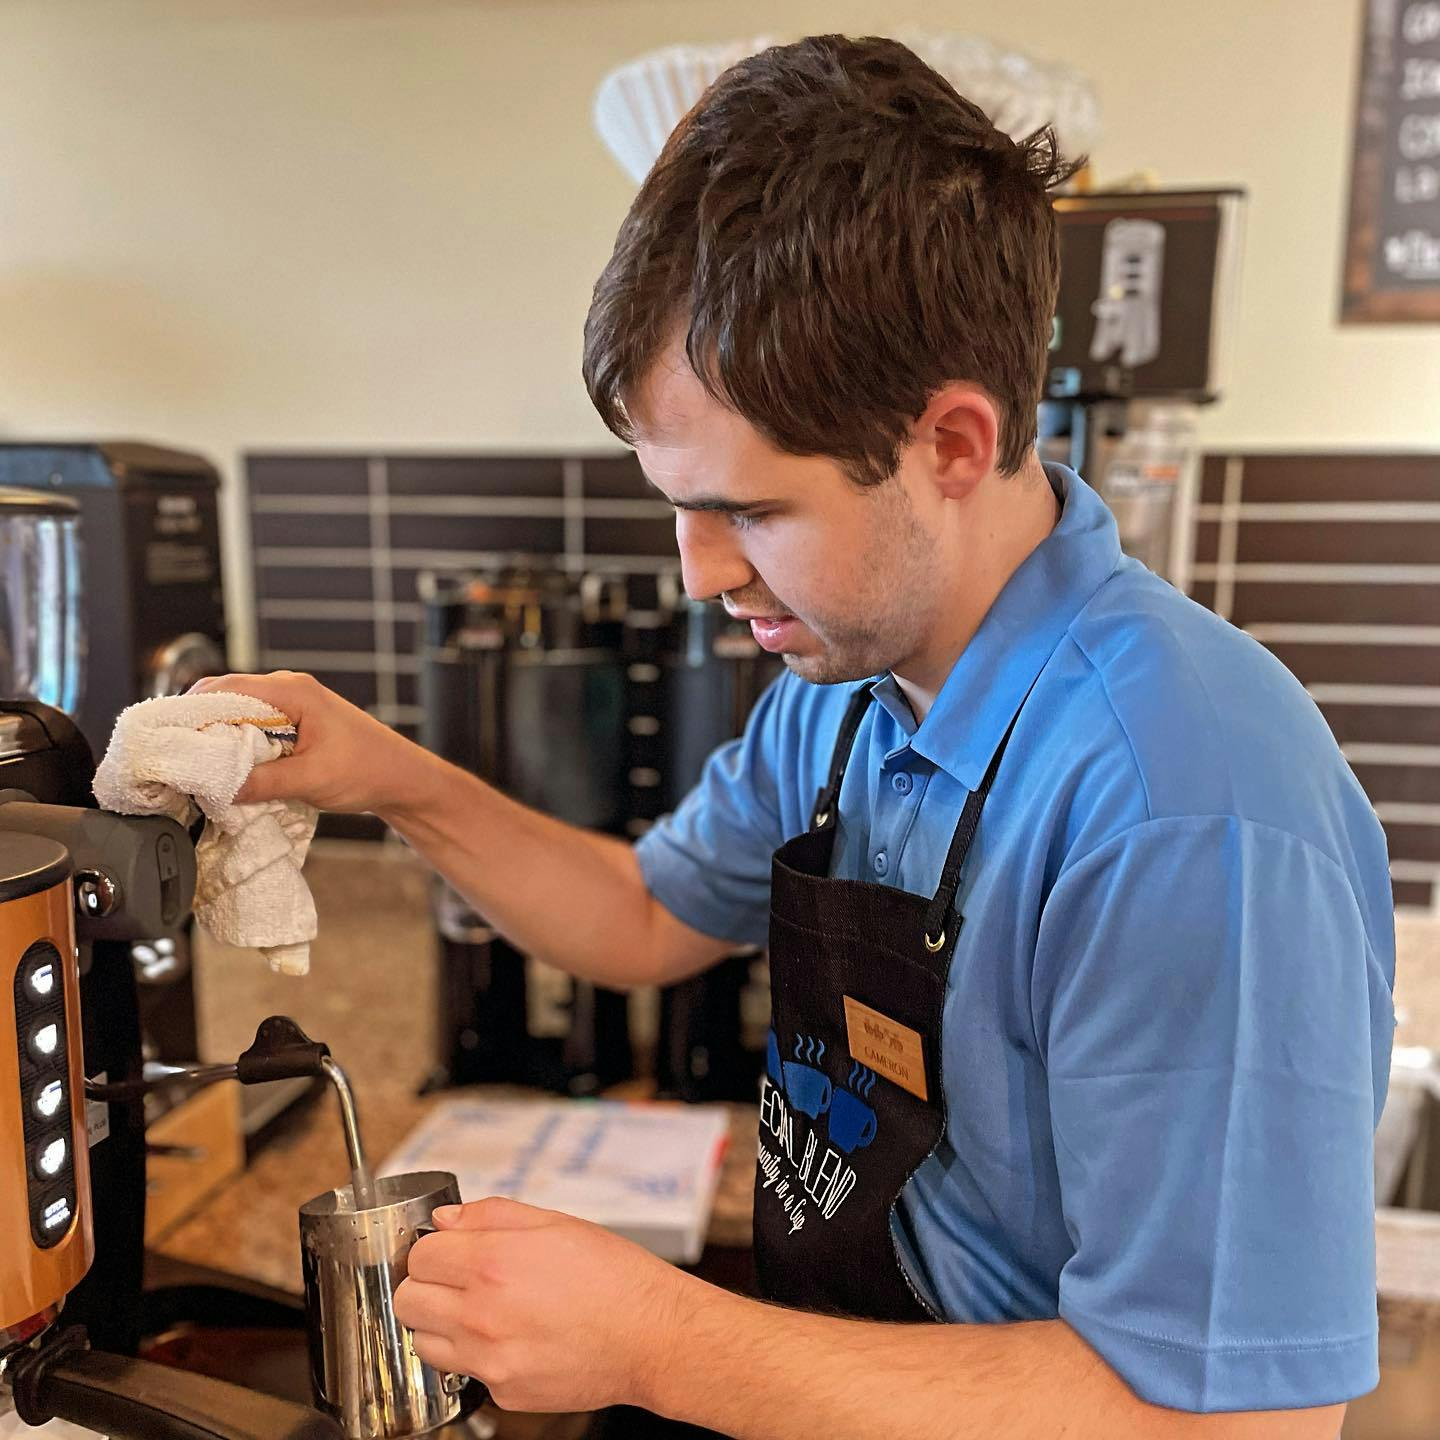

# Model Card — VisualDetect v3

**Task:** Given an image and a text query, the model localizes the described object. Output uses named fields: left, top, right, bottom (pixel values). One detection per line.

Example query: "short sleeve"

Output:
left=633, top=674, right=790, bottom=947
left=1032, top=814, right=1395, bottom=1413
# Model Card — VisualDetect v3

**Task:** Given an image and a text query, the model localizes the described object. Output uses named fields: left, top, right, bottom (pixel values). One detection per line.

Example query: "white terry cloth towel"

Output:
left=93, top=692, right=319, bottom=976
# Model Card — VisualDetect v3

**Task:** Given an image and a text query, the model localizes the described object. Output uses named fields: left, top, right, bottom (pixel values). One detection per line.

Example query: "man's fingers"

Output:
left=409, top=1327, right=463, bottom=1376
left=432, top=1196, right=554, bottom=1232
left=233, top=754, right=310, bottom=805
left=404, top=1230, right=523, bottom=1291
left=394, top=1274, right=467, bottom=1333
left=403, top=1232, right=469, bottom=1290
left=190, top=671, right=317, bottom=724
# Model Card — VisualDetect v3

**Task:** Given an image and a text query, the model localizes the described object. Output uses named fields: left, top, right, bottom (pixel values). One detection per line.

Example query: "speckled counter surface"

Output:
left=151, top=841, right=756, bottom=1293
left=1395, top=912, right=1440, bottom=1052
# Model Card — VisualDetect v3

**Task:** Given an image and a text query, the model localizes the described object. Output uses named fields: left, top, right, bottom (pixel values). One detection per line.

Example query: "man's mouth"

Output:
left=724, top=599, right=800, bottom=652
left=735, top=614, right=798, bottom=652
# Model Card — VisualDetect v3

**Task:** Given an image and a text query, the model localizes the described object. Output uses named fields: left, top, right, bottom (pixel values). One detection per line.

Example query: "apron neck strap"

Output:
left=811, top=684, right=873, bottom=830
left=920, top=694, right=1030, bottom=951
left=806, top=676, right=1036, bottom=950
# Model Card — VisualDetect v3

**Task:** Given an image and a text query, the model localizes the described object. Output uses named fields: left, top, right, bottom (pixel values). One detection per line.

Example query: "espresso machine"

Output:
left=0, top=489, right=347, bottom=1438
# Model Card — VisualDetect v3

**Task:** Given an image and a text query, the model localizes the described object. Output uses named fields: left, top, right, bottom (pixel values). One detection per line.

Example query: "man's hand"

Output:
left=189, top=671, right=435, bottom=818
left=395, top=1197, right=693, bottom=1413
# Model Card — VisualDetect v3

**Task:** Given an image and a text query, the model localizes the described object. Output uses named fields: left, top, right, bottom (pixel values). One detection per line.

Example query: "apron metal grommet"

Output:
left=814, top=810, right=830, bottom=828
left=924, top=929, right=945, bottom=953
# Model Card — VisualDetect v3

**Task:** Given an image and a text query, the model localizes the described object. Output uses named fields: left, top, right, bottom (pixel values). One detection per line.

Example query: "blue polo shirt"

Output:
left=636, top=464, right=1395, bottom=1414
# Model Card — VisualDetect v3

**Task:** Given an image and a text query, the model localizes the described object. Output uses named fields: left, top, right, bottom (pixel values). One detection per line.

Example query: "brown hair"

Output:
left=583, top=34, right=1082, bottom=481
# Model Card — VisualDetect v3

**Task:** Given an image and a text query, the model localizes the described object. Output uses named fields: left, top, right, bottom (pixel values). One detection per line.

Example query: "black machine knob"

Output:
left=74, top=869, right=120, bottom=920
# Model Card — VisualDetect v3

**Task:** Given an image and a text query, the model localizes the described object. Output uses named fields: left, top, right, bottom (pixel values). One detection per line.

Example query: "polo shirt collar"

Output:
left=870, top=464, right=1122, bottom=792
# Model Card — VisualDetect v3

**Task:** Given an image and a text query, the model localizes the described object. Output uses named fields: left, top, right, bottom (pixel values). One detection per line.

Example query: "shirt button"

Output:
left=892, top=772, right=912, bottom=795
left=873, top=850, right=889, bottom=877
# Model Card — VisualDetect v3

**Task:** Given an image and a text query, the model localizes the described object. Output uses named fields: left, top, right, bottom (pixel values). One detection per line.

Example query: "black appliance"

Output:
left=0, top=443, right=228, bottom=754
left=0, top=442, right=230, bottom=1073
left=1043, top=189, right=1246, bottom=478
left=420, top=567, right=779, bottom=1101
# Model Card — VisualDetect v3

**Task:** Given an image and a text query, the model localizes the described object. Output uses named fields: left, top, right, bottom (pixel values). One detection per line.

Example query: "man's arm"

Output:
left=398, top=1201, right=1347, bottom=1437
left=193, top=672, right=733, bottom=988
left=381, top=746, right=729, bottom=987
left=644, top=1287, right=1345, bottom=1440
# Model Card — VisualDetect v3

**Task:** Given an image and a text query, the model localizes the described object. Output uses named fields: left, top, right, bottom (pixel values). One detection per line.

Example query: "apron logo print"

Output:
left=765, top=1029, right=882, bottom=1156
left=759, top=1075, right=859, bottom=1233
left=831, top=1063, right=879, bottom=1154
left=758, top=1028, right=870, bottom=1233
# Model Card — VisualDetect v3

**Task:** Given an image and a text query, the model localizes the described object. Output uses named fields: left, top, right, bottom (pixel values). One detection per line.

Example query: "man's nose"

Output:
left=675, top=512, right=752, bottom=602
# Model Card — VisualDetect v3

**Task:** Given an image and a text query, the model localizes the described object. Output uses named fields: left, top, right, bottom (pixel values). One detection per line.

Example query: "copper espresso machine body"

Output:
left=0, top=490, right=94, bottom=1356
left=0, top=830, right=91, bottom=1354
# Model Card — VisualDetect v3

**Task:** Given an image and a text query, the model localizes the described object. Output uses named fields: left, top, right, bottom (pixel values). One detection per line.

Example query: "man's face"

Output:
left=631, top=348, right=945, bottom=685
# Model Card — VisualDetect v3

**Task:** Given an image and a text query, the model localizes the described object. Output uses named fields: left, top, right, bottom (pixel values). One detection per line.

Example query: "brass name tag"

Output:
left=843, top=995, right=928, bottom=1102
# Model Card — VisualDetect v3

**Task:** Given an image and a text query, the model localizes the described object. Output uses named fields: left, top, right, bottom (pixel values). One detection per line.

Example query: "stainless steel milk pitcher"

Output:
left=300, top=1170, right=479, bottom=1439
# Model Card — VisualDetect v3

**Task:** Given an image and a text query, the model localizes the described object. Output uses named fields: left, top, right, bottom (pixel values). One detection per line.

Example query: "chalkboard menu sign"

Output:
left=1342, top=0, right=1440, bottom=321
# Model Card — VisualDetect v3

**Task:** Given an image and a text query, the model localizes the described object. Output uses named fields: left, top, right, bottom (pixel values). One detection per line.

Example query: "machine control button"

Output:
left=15, top=942, right=76, bottom=1248
left=23, top=953, right=57, bottom=999
left=34, top=1136, right=67, bottom=1180
left=74, top=869, right=120, bottom=919
left=34, top=1078, right=65, bottom=1120
left=38, top=1193, right=73, bottom=1234
left=27, top=1021, right=61, bottom=1062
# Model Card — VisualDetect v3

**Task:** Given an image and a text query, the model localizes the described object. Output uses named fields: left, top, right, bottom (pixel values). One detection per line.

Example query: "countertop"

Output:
left=1395, top=911, right=1440, bottom=1053
left=152, top=841, right=756, bottom=1292
left=152, top=844, right=1440, bottom=1317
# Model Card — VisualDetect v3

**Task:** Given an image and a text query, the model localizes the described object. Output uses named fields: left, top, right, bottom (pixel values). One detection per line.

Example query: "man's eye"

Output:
left=728, top=512, right=766, bottom=531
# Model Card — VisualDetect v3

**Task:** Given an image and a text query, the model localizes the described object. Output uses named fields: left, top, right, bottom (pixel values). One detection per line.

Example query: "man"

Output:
left=202, top=36, right=1394, bottom=1439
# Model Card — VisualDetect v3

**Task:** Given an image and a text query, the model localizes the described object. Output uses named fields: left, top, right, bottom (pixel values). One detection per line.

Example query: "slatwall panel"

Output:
left=246, top=452, right=671, bottom=742
left=1191, top=454, right=1440, bottom=914
left=249, top=448, right=1439, bottom=910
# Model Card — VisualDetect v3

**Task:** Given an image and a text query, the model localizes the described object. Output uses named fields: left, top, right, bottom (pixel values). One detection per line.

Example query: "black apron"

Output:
left=755, top=682, right=1024, bottom=1320
left=594, top=684, right=1026, bottom=1438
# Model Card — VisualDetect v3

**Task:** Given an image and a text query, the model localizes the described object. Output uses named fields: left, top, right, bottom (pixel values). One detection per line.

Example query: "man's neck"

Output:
left=891, top=458, right=1061, bottom=723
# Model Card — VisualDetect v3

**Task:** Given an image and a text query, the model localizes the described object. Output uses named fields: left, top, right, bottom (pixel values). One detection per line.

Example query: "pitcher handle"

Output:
left=412, top=1221, right=471, bottom=1399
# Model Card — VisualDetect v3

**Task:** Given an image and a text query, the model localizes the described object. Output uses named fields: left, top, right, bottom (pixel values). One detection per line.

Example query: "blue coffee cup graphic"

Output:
left=827, top=1087, right=878, bottom=1153
left=781, top=1061, right=833, bottom=1119
left=766, top=1029, right=783, bottom=1086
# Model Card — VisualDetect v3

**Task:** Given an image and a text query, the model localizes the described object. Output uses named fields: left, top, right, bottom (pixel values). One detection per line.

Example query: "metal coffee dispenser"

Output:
left=420, top=565, right=780, bottom=1102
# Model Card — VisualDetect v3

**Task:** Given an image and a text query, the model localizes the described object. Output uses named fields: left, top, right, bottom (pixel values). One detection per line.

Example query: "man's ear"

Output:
left=916, top=384, right=1000, bottom=502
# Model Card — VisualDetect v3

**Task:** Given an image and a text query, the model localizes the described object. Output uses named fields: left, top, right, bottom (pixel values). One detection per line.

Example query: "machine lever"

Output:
left=84, top=1016, right=332, bottom=1101
left=6, top=1325, right=344, bottom=1439
left=235, top=1015, right=330, bottom=1084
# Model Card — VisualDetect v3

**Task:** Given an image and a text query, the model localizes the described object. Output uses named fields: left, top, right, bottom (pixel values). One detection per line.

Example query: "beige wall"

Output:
left=0, top=0, right=1436, bottom=664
